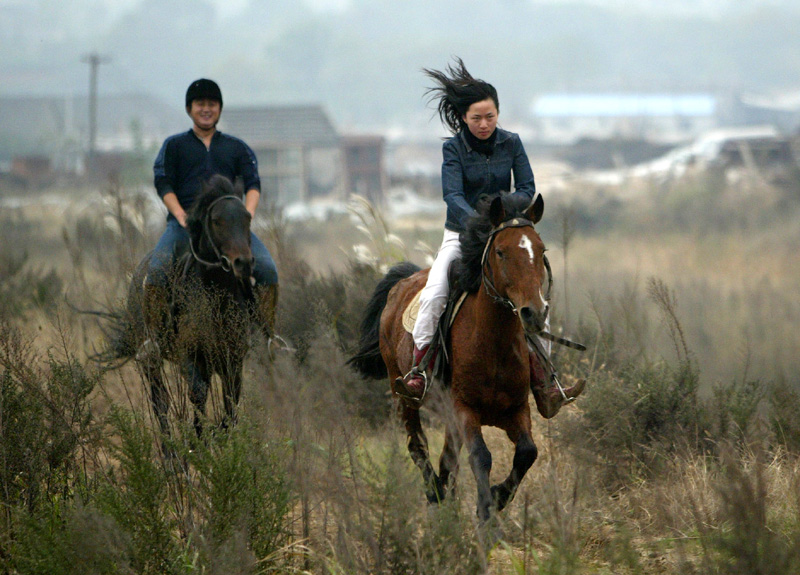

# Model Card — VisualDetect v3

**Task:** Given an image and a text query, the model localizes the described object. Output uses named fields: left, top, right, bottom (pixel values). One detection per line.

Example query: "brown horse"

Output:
left=349, top=193, right=583, bottom=520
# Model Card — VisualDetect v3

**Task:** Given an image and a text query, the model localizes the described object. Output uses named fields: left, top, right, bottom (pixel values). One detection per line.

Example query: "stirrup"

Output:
left=394, top=367, right=428, bottom=402
left=550, top=372, right=576, bottom=403
left=135, top=338, right=161, bottom=362
left=267, top=334, right=295, bottom=357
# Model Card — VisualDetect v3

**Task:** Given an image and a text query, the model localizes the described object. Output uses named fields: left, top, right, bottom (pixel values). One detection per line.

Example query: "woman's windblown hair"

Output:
left=423, top=57, right=499, bottom=135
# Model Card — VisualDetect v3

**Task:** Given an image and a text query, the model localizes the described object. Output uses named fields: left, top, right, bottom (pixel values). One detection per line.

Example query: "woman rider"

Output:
left=399, top=58, right=546, bottom=399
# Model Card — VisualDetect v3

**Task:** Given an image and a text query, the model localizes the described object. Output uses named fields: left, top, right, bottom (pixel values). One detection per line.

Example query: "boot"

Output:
left=395, top=344, right=437, bottom=401
left=529, top=343, right=586, bottom=419
left=137, top=284, right=169, bottom=362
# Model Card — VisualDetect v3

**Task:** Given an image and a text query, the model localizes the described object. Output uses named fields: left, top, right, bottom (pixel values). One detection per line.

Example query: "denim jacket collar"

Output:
left=458, top=128, right=511, bottom=154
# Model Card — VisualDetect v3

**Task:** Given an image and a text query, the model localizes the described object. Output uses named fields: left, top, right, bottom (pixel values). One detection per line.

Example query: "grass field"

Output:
left=1, top=170, right=799, bottom=573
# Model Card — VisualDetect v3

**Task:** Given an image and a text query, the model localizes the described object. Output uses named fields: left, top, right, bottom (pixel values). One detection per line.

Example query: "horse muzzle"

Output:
left=519, top=303, right=549, bottom=334
left=222, top=253, right=254, bottom=280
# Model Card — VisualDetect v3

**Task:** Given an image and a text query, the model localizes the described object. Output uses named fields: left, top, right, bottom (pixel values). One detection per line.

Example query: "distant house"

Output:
left=531, top=93, right=717, bottom=144
left=340, top=135, right=386, bottom=205
left=220, top=105, right=341, bottom=206
left=221, top=105, right=388, bottom=207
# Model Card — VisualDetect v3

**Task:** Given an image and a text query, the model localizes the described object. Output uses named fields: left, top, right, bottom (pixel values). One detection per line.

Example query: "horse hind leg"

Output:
left=400, top=403, right=445, bottom=504
left=438, top=424, right=462, bottom=498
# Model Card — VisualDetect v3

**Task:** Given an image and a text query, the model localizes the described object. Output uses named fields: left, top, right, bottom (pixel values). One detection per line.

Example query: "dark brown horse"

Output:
left=349, top=193, right=582, bottom=520
left=100, top=175, right=256, bottom=443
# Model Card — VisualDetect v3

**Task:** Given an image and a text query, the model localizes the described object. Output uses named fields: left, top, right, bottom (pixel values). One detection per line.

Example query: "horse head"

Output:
left=187, top=175, right=254, bottom=282
left=484, top=193, right=549, bottom=338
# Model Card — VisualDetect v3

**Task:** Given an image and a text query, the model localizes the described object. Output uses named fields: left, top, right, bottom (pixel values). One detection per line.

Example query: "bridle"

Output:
left=480, top=217, right=552, bottom=314
left=188, top=195, right=249, bottom=273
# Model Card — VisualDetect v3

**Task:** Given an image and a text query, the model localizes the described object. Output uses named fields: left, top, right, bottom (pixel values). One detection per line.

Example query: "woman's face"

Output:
left=462, top=98, right=498, bottom=140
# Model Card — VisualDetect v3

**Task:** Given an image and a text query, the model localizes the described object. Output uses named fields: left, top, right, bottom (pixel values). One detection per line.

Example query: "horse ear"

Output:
left=234, top=177, right=245, bottom=198
left=525, top=193, right=544, bottom=224
left=489, top=196, right=505, bottom=227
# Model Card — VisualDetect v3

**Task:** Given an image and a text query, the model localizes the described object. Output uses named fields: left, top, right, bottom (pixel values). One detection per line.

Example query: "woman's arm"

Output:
left=511, top=134, right=536, bottom=201
left=441, top=140, right=477, bottom=226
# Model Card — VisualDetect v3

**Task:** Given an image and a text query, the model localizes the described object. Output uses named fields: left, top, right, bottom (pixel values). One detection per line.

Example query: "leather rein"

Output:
left=187, top=195, right=248, bottom=273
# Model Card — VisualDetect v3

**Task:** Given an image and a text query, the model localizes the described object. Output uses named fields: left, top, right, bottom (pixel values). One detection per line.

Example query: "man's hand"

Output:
left=162, top=192, right=188, bottom=227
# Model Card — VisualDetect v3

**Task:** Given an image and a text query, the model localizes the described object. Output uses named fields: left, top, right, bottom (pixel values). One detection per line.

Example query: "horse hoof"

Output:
left=491, top=484, right=514, bottom=512
left=425, top=476, right=446, bottom=504
left=135, top=338, right=161, bottom=362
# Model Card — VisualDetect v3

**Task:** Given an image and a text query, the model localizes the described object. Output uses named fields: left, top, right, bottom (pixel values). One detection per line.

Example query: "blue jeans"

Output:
left=145, top=219, right=278, bottom=287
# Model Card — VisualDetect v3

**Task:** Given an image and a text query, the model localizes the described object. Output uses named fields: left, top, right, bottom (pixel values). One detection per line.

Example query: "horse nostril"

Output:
left=520, top=305, right=547, bottom=331
left=233, top=255, right=252, bottom=274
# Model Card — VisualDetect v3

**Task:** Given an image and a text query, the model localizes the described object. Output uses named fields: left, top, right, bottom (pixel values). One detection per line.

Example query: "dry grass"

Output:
left=2, top=174, right=800, bottom=573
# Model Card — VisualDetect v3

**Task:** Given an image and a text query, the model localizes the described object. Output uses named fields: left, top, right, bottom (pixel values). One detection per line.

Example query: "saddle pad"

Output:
left=402, top=290, right=422, bottom=333
left=402, top=290, right=468, bottom=334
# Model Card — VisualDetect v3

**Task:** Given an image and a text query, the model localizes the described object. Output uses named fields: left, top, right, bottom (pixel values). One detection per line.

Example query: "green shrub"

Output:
left=769, top=380, right=800, bottom=454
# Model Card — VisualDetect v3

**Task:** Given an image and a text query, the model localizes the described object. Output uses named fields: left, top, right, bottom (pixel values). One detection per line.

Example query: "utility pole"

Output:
left=81, top=52, right=110, bottom=165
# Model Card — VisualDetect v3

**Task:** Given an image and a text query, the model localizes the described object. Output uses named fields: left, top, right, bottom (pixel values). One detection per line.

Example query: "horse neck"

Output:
left=470, top=287, right=524, bottom=342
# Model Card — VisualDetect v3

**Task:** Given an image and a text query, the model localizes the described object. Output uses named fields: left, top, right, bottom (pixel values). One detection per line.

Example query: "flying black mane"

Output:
left=186, top=175, right=243, bottom=243
left=453, top=192, right=531, bottom=293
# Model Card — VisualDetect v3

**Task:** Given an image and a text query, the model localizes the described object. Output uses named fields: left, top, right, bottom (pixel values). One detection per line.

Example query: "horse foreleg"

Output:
left=146, top=366, right=170, bottom=438
left=492, top=410, right=538, bottom=512
left=464, top=419, right=494, bottom=522
left=185, top=359, right=210, bottom=439
left=400, top=402, right=445, bottom=504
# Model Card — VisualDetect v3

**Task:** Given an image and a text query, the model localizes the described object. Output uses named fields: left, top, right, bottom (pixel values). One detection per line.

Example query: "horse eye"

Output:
left=495, top=248, right=505, bottom=259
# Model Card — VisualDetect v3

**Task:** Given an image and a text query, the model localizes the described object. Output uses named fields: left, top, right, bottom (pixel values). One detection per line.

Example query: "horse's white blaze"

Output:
left=518, top=234, right=534, bottom=264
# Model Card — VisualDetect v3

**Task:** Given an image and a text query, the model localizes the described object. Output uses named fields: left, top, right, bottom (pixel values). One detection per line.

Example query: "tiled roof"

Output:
left=220, top=105, right=339, bottom=147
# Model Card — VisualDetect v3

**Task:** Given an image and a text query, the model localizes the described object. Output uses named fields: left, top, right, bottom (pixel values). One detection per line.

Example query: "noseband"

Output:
left=188, top=195, right=249, bottom=273
left=480, top=217, right=553, bottom=314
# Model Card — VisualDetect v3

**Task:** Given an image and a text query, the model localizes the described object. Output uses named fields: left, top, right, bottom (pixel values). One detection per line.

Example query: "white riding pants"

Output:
left=412, top=229, right=462, bottom=349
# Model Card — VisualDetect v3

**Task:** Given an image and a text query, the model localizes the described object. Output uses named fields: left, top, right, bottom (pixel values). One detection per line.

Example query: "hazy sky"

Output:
left=2, top=0, right=798, bottom=132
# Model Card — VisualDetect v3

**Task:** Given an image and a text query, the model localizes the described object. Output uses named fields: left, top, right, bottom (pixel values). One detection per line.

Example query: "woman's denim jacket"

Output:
left=441, top=127, right=536, bottom=233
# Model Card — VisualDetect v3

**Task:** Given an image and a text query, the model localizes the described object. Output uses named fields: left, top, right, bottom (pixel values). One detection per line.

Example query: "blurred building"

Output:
left=0, top=97, right=387, bottom=202
left=221, top=105, right=386, bottom=207
left=340, top=135, right=386, bottom=205
left=530, top=93, right=717, bottom=144
left=220, top=105, right=340, bottom=205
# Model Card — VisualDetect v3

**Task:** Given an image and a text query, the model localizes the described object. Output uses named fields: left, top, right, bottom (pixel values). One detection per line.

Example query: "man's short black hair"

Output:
left=185, top=78, right=223, bottom=109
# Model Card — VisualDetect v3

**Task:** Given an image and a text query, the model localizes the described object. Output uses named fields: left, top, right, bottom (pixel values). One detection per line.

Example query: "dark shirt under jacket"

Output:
left=441, top=127, right=537, bottom=233
left=153, top=130, right=260, bottom=222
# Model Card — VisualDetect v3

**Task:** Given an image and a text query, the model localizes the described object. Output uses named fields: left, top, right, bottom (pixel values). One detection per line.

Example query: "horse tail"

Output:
left=348, top=261, right=420, bottom=379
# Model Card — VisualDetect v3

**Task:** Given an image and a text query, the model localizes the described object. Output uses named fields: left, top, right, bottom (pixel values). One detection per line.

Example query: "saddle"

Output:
left=401, top=264, right=467, bottom=383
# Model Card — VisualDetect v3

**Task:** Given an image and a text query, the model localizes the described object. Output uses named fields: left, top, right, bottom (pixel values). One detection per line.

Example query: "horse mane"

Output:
left=186, top=175, right=241, bottom=242
left=453, top=192, right=531, bottom=293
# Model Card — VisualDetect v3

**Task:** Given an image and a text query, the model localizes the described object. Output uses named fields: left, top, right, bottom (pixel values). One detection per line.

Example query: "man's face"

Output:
left=188, top=98, right=221, bottom=132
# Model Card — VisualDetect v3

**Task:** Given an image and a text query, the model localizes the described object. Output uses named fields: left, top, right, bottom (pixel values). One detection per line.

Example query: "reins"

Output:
left=480, top=217, right=584, bottom=358
left=480, top=217, right=553, bottom=314
left=187, top=195, right=246, bottom=273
